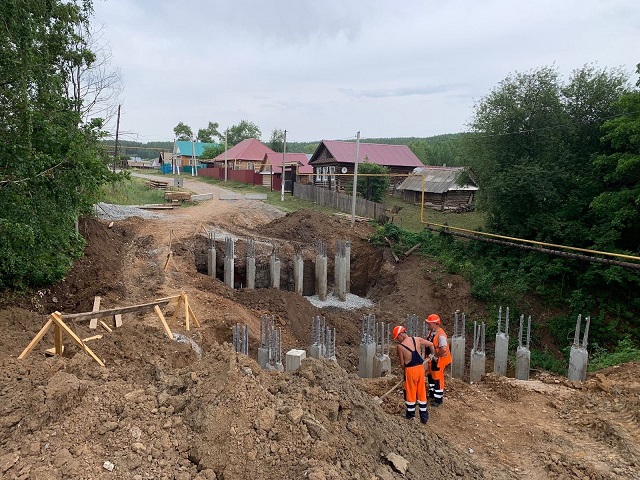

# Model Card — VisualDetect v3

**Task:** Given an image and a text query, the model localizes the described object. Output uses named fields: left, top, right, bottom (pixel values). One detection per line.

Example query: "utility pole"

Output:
left=191, top=137, right=196, bottom=177
left=280, top=130, right=287, bottom=202
left=113, top=104, right=121, bottom=173
left=351, top=131, right=360, bottom=226
left=224, top=129, right=228, bottom=182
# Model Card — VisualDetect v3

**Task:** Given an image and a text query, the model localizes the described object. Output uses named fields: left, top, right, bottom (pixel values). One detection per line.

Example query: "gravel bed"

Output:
left=94, top=202, right=164, bottom=220
left=305, top=293, right=374, bottom=310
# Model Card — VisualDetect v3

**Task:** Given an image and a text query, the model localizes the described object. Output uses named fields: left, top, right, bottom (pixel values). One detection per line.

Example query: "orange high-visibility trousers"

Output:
left=404, top=364, right=427, bottom=418
left=428, top=355, right=451, bottom=403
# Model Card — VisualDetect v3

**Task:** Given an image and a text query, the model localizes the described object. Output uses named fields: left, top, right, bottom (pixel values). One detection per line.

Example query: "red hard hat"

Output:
left=392, top=325, right=406, bottom=339
left=426, top=314, right=441, bottom=324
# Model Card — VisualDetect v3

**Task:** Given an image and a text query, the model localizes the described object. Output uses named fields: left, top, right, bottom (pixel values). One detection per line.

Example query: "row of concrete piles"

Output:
left=231, top=314, right=338, bottom=372
left=453, top=308, right=534, bottom=383
left=358, top=314, right=391, bottom=378
left=208, top=234, right=351, bottom=300
left=451, top=307, right=592, bottom=383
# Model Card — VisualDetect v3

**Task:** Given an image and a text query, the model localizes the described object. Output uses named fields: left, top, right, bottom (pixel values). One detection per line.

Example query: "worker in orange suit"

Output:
left=425, top=314, right=452, bottom=406
left=393, top=325, right=435, bottom=424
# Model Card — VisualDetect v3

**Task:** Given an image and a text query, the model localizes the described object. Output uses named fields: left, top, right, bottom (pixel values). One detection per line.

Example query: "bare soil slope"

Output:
left=1, top=197, right=638, bottom=479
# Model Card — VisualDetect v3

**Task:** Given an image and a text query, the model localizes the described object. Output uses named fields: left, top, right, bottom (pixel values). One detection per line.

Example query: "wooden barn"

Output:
left=396, top=166, right=477, bottom=211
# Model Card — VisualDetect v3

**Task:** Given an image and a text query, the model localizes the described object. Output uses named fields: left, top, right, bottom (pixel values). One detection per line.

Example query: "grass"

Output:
left=588, top=337, right=640, bottom=372
left=382, top=195, right=487, bottom=232
left=196, top=177, right=348, bottom=216
left=98, top=177, right=165, bottom=205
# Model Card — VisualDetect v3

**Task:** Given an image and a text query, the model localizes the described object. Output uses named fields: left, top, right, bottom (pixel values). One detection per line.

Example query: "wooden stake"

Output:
left=99, top=320, right=113, bottom=333
left=154, top=305, right=173, bottom=339
left=187, top=303, right=201, bottom=328
left=89, top=296, right=101, bottom=329
left=18, top=318, right=54, bottom=359
left=163, top=251, right=173, bottom=271
left=54, top=324, right=63, bottom=355
left=184, top=294, right=190, bottom=331
left=114, top=314, right=123, bottom=328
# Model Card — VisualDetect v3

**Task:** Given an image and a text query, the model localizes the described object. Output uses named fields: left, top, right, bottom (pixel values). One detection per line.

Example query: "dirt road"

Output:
left=0, top=178, right=638, bottom=479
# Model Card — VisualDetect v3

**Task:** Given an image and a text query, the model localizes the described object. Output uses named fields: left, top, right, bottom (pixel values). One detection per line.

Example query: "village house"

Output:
left=308, top=140, right=424, bottom=190
left=204, top=138, right=274, bottom=172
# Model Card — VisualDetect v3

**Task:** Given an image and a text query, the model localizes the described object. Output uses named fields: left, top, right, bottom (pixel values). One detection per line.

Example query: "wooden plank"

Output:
left=60, top=298, right=172, bottom=322
left=18, top=318, right=54, bottom=359
left=50, top=313, right=105, bottom=367
left=184, top=295, right=190, bottom=331
left=187, top=303, right=200, bottom=328
left=114, top=314, right=123, bottom=328
left=89, top=296, right=101, bottom=329
left=54, top=324, right=63, bottom=355
left=99, top=320, right=113, bottom=333
left=154, top=305, right=173, bottom=339
left=82, top=335, right=103, bottom=342
left=170, top=295, right=184, bottom=326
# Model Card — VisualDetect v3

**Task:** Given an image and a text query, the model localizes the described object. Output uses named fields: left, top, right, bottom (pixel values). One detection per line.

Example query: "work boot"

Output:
left=403, top=411, right=415, bottom=420
left=419, top=410, right=429, bottom=424
left=430, top=400, right=442, bottom=408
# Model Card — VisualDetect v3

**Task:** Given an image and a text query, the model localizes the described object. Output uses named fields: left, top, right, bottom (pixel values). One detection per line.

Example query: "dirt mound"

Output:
left=258, top=209, right=374, bottom=245
left=0, top=329, right=484, bottom=479
left=3, top=192, right=640, bottom=479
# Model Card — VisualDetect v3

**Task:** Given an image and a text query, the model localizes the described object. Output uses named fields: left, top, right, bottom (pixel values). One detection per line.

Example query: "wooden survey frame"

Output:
left=18, top=294, right=200, bottom=365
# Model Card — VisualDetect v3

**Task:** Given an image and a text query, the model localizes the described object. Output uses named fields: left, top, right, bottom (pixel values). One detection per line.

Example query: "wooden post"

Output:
left=89, top=296, right=101, bottom=329
left=54, top=323, right=63, bottom=355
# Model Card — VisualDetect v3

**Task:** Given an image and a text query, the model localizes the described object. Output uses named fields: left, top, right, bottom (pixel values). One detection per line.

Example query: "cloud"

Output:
left=340, top=84, right=468, bottom=99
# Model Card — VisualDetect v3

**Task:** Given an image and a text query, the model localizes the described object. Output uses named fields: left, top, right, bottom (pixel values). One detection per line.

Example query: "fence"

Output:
left=198, top=167, right=265, bottom=187
left=292, top=183, right=386, bottom=220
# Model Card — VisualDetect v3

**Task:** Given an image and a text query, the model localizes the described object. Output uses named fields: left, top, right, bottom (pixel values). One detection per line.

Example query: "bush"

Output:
left=588, top=337, right=640, bottom=371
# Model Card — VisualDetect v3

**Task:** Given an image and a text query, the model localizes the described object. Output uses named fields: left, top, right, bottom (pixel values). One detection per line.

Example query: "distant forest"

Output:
left=103, top=133, right=468, bottom=166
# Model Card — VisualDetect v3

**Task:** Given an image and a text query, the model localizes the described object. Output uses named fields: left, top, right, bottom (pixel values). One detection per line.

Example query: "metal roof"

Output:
left=211, top=138, right=275, bottom=162
left=263, top=152, right=309, bottom=173
left=310, top=140, right=424, bottom=168
left=175, top=141, right=217, bottom=157
left=396, top=166, right=478, bottom=194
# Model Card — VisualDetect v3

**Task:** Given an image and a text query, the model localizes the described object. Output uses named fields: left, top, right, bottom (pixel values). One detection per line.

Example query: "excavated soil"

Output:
left=1, top=187, right=639, bottom=479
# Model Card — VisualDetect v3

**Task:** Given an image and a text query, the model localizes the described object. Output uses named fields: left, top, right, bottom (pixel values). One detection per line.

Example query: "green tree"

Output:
left=173, top=122, right=193, bottom=140
left=268, top=129, right=285, bottom=152
left=357, top=162, right=389, bottom=202
left=200, top=144, right=225, bottom=159
left=227, top=120, right=261, bottom=147
left=468, top=65, right=628, bottom=245
left=197, top=121, right=222, bottom=143
left=590, top=64, right=640, bottom=253
left=0, top=0, right=114, bottom=288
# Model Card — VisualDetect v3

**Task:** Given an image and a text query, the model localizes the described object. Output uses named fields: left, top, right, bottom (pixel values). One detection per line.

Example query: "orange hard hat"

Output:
left=392, top=325, right=406, bottom=339
left=426, top=314, right=441, bottom=324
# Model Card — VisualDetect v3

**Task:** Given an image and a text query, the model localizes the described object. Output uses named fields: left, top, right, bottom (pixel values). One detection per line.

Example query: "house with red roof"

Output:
left=204, top=138, right=274, bottom=172
left=260, top=152, right=313, bottom=190
left=308, top=140, right=424, bottom=189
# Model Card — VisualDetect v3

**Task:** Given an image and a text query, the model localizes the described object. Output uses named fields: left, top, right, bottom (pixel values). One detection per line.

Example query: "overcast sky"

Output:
left=92, top=0, right=640, bottom=143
